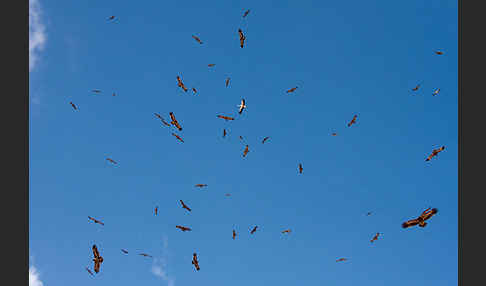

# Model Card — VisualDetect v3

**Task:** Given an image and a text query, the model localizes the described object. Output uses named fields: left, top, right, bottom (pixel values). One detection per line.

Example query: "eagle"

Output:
left=250, top=226, right=258, bottom=234
left=208, top=64, right=216, bottom=67
left=192, top=35, right=203, bottom=44
left=243, top=145, right=249, bottom=157
left=180, top=200, right=192, bottom=212
left=370, top=232, right=381, bottom=243
left=217, top=115, right=235, bottom=121
left=176, top=225, right=192, bottom=232
left=402, top=208, right=438, bottom=229
left=232, top=229, right=237, bottom=240
left=262, top=137, right=270, bottom=144
left=434, top=50, right=444, bottom=55
left=223, top=129, right=227, bottom=138
left=108, top=16, right=115, bottom=21
left=155, top=206, right=158, bottom=216
left=121, top=249, right=129, bottom=254
left=106, top=158, right=117, bottom=165
left=226, top=77, right=230, bottom=87
left=86, top=267, right=94, bottom=276
left=169, top=112, right=182, bottom=131
left=238, top=99, right=247, bottom=114
left=192, top=253, right=200, bottom=271
left=243, top=9, right=250, bottom=18
left=195, top=184, right=208, bottom=188
left=336, top=258, right=347, bottom=262
left=176, top=76, right=188, bottom=92
left=347, top=115, right=358, bottom=127
left=299, top=163, right=303, bottom=174
left=70, top=102, right=78, bottom=110
left=412, top=84, right=421, bottom=92
left=139, top=253, right=153, bottom=258
left=286, top=87, right=298, bottom=93
left=432, top=88, right=440, bottom=96
left=425, top=146, right=445, bottom=161
left=238, top=29, right=246, bottom=48
left=281, top=229, right=291, bottom=234
left=88, top=216, right=104, bottom=226
left=92, top=245, right=104, bottom=273
left=192, top=87, right=197, bottom=95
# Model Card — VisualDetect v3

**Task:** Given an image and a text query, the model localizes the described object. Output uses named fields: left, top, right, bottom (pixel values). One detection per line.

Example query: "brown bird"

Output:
left=180, top=200, right=192, bottom=212
left=347, top=115, right=358, bottom=127
left=172, top=133, right=184, bottom=143
left=192, top=35, right=203, bottom=44
left=108, top=16, right=115, bottom=21
left=92, top=245, right=104, bottom=273
left=176, top=76, right=188, bottom=92
left=238, top=99, right=247, bottom=114
left=139, top=253, right=153, bottom=258
left=195, top=184, right=208, bottom=188
left=226, top=77, right=230, bottom=87
left=121, top=249, right=129, bottom=254
left=402, top=208, right=438, bottom=229
left=299, top=163, right=303, bottom=174
left=243, top=9, right=250, bottom=18
left=88, top=216, right=104, bottom=226
left=243, top=145, right=249, bottom=157
left=250, top=226, right=258, bottom=234
left=232, top=230, right=237, bottom=240
left=336, top=258, right=347, bottom=262
left=192, top=87, right=197, bottom=95
left=370, top=232, right=381, bottom=243
left=70, top=102, right=78, bottom=110
left=169, top=112, right=183, bottom=131
left=238, top=29, right=246, bottom=48
left=155, top=206, right=158, bottom=216
left=208, top=64, right=216, bottom=67
left=434, top=50, right=444, bottom=55
left=192, top=253, right=200, bottom=271
left=223, top=129, right=227, bottom=138
left=331, top=132, right=338, bottom=136
left=217, top=115, right=235, bottom=121
left=262, top=137, right=270, bottom=144
left=281, top=229, right=291, bottom=234
left=412, top=84, right=421, bottom=92
left=106, top=158, right=117, bottom=165
left=425, top=146, right=445, bottom=161
left=176, top=225, right=192, bottom=232
left=286, top=87, right=298, bottom=93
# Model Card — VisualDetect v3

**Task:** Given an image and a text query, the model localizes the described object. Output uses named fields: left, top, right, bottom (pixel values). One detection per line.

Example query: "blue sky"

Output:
left=29, top=0, right=457, bottom=285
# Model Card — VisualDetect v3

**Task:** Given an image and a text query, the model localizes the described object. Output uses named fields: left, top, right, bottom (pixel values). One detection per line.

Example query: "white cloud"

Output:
left=29, top=265, right=44, bottom=286
left=29, top=0, right=47, bottom=72
left=151, top=236, right=175, bottom=286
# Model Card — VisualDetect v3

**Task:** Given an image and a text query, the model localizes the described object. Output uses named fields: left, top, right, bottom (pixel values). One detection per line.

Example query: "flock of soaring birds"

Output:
left=69, top=8, right=446, bottom=278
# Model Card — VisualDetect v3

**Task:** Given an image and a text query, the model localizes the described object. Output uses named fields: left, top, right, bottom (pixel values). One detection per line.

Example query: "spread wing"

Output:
left=192, top=88, right=197, bottom=94
left=92, top=245, right=100, bottom=259
left=402, top=218, right=421, bottom=228
left=192, top=35, right=202, bottom=44
left=238, top=29, right=245, bottom=48
left=161, top=119, right=171, bottom=127
left=243, top=145, right=249, bottom=157
left=93, top=260, right=101, bottom=273
left=421, top=208, right=438, bottom=221
left=172, top=133, right=184, bottom=143
left=121, top=249, right=128, bottom=254
left=226, top=78, right=230, bottom=87
left=243, top=9, right=250, bottom=17
left=262, top=137, right=269, bottom=144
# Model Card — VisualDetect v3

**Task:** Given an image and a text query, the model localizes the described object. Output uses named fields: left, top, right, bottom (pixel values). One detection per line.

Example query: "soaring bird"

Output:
left=243, top=145, right=249, bottom=157
left=232, top=230, right=237, bottom=240
left=432, top=88, right=440, bottom=96
left=70, top=102, right=78, bottom=110
left=347, top=115, right=358, bottom=127
left=92, top=89, right=102, bottom=93
left=425, top=146, right=445, bottom=161
left=195, top=184, right=208, bottom=188
left=412, top=83, right=421, bottom=92
left=366, top=212, right=372, bottom=216
left=192, top=87, right=197, bottom=95
left=223, top=129, right=227, bottom=138
left=250, top=226, right=258, bottom=234
left=106, top=158, right=117, bottom=165
left=299, top=163, right=303, bottom=174
left=262, top=137, right=270, bottom=144
left=176, top=76, right=188, bottom=92
left=217, top=115, right=235, bottom=121
left=176, top=225, right=192, bottom=232
left=155, top=206, right=158, bottom=216
left=238, top=29, right=246, bottom=48
left=139, top=253, right=153, bottom=258
left=243, top=9, right=250, bottom=18
left=180, top=200, right=192, bottom=212
left=225, top=193, right=231, bottom=197
left=108, top=16, right=115, bottom=21
left=92, top=245, right=104, bottom=273
left=286, top=87, right=298, bottom=93
left=370, top=233, right=381, bottom=243
left=336, top=258, right=347, bottom=262
left=238, top=99, right=247, bottom=114
left=331, top=132, right=338, bottom=136
left=86, top=267, right=94, bottom=276
left=281, top=229, right=291, bottom=234
left=226, top=77, right=230, bottom=87
left=169, top=112, right=182, bottom=131
left=192, top=35, right=203, bottom=44
left=208, top=64, right=216, bottom=67
left=434, top=50, right=444, bottom=55
left=402, top=208, right=438, bottom=229
left=154, top=113, right=171, bottom=127
left=192, top=253, right=200, bottom=271
left=121, top=249, right=129, bottom=254
left=88, top=216, right=104, bottom=226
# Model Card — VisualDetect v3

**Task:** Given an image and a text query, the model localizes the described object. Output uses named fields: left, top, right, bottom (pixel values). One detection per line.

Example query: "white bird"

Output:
left=237, top=99, right=247, bottom=114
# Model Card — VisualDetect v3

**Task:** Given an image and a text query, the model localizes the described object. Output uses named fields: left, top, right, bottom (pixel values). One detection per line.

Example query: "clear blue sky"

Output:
left=29, top=0, right=457, bottom=285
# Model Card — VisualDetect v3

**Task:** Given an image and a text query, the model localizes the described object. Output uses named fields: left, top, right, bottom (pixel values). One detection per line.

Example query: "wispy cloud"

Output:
left=29, top=0, right=47, bottom=72
left=151, top=235, right=175, bottom=286
left=29, top=265, right=44, bottom=286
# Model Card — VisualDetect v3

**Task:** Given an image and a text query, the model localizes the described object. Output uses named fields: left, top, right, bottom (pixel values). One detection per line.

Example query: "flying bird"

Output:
left=412, top=84, right=421, bottom=92
left=331, top=133, right=338, bottom=136
left=88, top=216, right=104, bottom=226
left=370, top=233, right=381, bottom=243
left=347, top=115, right=358, bottom=127
left=155, top=206, right=158, bottom=216
left=281, top=229, right=291, bottom=234
left=217, top=115, right=235, bottom=121
left=155, top=113, right=171, bottom=127
left=169, top=112, right=183, bottom=131
left=238, top=99, right=247, bottom=114
left=208, top=64, right=216, bottom=67
left=192, top=87, right=197, bottom=95
left=434, top=50, right=444, bottom=55
left=402, top=208, right=438, bottom=229
left=139, top=253, right=153, bottom=258
left=226, top=77, right=230, bottom=87
left=250, top=226, right=258, bottom=234
left=425, top=146, right=445, bottom=161
left=192, top=253, right=200, bottom=271
left=223, top=129, right=227, bottom=138
left=336, top=258, right=348, bottom=262
left=262, top=137, right=270, bottom=144
left=243, top=145, right=249, bottom=157
left=121, top=249, right=129, bottom=254
left=243, top=9, right=250, bottom=18
left=238, top=29, right=246, bottom=48
left=195, top=184, right=208, bottom=188
left=232, top=230, right=237, bottom=240
left=432, top=88, right=440, bottom=96
left=286, top=87, right=298, bottom=93
left=108, top=16, right=115, bottom=21
left=225, top=193, right=231, bottom=197
left=176, top=76, right=188, bottom=92
left=106, top=158, right=117, bottom=165
left=299, top=163, right=303, bottom=174
left=176, top=225, right=192, bottom=232
left=92, top=89, right=101, bottom=93
left=192, top=35, right=203, bottom=44
left=86, top=267, right=94, bottom=276
left=70, top=102, right=78, bottom=110
left=172, top=133, right=184, bottom=143
left=180, top=200, right=192, bottom=212
left=92, top=245, right=104, bottom=273
left=366, top=212, right=372, bottom=216
left=112, top=92, right=116, bottom=96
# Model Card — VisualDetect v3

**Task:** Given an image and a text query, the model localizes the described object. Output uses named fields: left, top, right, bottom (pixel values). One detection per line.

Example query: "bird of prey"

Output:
left=180, top=200, right=192, bottom=212
left=176, top=76, right=188, bottom=92
left=299, top=163, right=303, bottom=174
left=402, top=208, right=438, bottom=229
left=217, top=115, right=235, bottom=121
left=92, top=245, right=104, bottom=273
left=176, top=225, right=192, bottom=232
left=192, top=35, right=203, bottom=44
left=412, top=84, right=421, bottom=92
left=106, top=158, right=117, bottom=165
left=108, top=16, right=115, bottom=21
left=195, top=184, right=208, bottom=188
left=155, top=206, right=158, bottom=216
left=243, top=145, right=249, bottom=157
left=425, top=146, right=445, bottom=161
left=238, top=29, right=246, bottom=48
left=250, top=226, right=258, bottom=234
left=286, top=87, right=298, bottom=93
left=70, top=102, right=78, bottom=110
left=262, top=137, right=270, bottom=144
left=370, top=233, right=381, bottom=243
left=281, top=229, right=291, bottom=234
left=86, top=267, right=94, bottom=276
left=347, top=115, right=358, bottom=127
left=226, top=77, right=230, bottom=87
left=92, top=89, right=101, bottom=93
left=232, top=230, right=237, bottom=240
left=121, top=249, right=129, bottom=254
left=336, top=258, right=348, bottom=262
left=169, top=112, right=183, bottom=131
left=172, top=133, right=184, bottom=143
left=238, top=99, right=247, bottom=114
left=139, top=253, right=153, bottom=258
left=192, top=87, right=197, bottom=95
left=208, top=64, right=216, bottom=67
left=243, top=9, right=250, bottom=18
left=434, top=50, right=444, bottom=55
left=223, top=129, right=227, bottom=138
left=432, top=88, right=440, bottom=96
left=192, top=253, right=200, bottom=271
left=331, top=133, right=338, bottom=136
left=88, top=216, right=105, bottom=226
